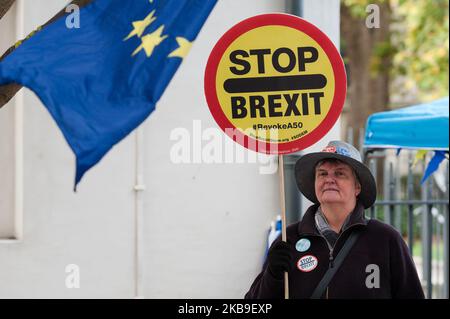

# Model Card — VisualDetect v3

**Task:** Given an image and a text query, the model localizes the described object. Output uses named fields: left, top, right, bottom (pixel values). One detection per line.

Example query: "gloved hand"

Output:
left=267, top=241, right=293, bottom=279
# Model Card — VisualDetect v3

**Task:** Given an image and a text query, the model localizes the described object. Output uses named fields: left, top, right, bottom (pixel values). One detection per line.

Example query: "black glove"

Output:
left=267, top=241, right=293, bottom=279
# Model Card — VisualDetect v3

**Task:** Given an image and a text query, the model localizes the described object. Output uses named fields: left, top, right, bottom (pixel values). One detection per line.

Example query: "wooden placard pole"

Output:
left=278, top=154, right=289, bottom=299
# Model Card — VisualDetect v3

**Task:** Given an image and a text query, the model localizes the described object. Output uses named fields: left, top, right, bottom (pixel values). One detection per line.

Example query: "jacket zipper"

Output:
left=303, top=223, right=365, bottom=299
left=329, top=248, right=334, bottom=268
left=326, top=248, right=334, bottom=299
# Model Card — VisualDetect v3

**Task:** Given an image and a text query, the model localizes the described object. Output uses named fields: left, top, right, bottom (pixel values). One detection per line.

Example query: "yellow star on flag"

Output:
left=132, top=25, right=168, bottom=57
left=168, top=37, right=192, bottom=58
left=124, top=10, right=156, bottom=41
left=412, top=150, right=428, bottom=167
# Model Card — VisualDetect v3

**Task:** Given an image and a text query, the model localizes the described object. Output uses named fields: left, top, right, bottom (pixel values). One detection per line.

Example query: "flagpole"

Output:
left=134, top=126, right=146, bottom=299
left=278, top=154, right=289, bottom=299
left=14, top=0, right=24, bottom=240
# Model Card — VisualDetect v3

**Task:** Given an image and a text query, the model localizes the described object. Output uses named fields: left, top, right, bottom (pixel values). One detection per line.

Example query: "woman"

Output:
left=245, top=141, right=424, bottom=299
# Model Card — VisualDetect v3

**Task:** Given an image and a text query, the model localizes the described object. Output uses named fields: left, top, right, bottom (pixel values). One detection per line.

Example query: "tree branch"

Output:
left=0, top=0, right=93, bottom=109
left=0, top=0, right=15, bottom=20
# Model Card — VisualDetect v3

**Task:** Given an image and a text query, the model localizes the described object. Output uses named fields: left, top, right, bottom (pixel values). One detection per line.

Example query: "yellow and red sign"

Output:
left=204, top=14, right=346, bottom=154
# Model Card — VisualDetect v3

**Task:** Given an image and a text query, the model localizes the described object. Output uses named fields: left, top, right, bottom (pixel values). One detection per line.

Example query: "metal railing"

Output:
left=364, top=148, right=449, bottom=299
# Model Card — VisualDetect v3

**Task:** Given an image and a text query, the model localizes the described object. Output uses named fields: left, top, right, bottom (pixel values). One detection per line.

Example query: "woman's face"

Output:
left=314, top=160, right=361, bottom=206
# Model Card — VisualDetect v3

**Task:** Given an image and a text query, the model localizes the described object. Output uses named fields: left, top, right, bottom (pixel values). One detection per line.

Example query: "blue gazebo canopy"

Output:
left=364, top=97, right=449, bottom=150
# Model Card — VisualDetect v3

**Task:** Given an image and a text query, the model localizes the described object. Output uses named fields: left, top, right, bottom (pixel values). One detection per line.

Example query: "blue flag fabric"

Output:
left=263, top=215, right=282, bottom=268
left=421, top=150, right=448, bottom=184
left=0, top=0, right=217, bottom=188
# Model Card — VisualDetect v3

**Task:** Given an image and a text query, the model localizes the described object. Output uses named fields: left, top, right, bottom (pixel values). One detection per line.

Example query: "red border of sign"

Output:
left=204, top=13, right=347, bottom=154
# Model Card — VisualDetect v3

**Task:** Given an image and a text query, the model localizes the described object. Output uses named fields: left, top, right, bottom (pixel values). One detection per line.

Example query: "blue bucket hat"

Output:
left=294, top=140, right=377, bottom=208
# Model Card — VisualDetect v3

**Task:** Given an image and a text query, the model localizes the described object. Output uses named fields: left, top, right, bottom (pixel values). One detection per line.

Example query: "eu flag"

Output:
left=0, top=0, right=217, bottom=188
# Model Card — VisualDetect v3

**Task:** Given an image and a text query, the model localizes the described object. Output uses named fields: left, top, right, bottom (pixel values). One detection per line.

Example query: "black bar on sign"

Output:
left=223, top=74, right=327, bottom=93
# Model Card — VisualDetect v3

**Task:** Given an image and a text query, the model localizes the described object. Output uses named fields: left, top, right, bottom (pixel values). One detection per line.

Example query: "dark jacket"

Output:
left=245, top=202, right=425, bottom=299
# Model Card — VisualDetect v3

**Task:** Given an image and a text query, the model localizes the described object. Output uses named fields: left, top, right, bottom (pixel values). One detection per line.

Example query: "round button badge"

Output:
left=296, top=238, right=311, bottom=252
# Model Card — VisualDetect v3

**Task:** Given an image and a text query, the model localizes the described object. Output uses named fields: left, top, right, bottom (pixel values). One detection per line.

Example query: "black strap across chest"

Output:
left=310, top=230, right=361, bottom=299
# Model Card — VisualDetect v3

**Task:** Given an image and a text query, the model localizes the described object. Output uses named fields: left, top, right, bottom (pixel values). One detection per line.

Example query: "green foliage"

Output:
left=343, top=0, right=387, bottom=18
left=371, top=41, right=398, bottom=75
left=392, top=0, right=449, bottom=100
left=341, top=0, right=449, bottom=101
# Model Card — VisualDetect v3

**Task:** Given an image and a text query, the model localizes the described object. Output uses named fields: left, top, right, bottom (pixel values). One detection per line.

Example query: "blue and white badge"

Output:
left=296, top=238, right=311, bottom=252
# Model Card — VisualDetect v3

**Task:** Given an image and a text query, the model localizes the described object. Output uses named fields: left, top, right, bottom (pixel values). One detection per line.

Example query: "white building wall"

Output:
left=0, top=0, right=18, bottom=239
left=0, top=0, right=341, bottom=298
